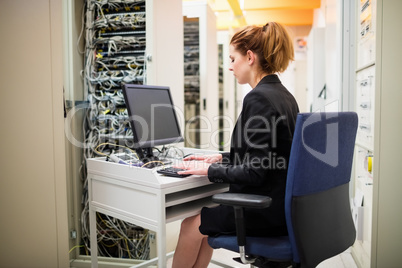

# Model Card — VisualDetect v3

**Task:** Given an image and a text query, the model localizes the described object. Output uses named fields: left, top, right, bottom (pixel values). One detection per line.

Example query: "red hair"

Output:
left=230, top=22, right=294, bottom=74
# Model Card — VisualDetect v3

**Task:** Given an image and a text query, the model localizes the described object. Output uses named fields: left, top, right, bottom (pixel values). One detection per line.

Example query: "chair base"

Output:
left=233, top=257, right=297, bottom=268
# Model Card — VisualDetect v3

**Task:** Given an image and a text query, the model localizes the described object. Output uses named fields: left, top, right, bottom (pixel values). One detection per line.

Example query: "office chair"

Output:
left=208, top=112, right=358, bottom=268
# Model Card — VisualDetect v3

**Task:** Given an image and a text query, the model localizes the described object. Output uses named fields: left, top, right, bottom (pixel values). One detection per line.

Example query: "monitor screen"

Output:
left=122, top=84, right=183, bottom=162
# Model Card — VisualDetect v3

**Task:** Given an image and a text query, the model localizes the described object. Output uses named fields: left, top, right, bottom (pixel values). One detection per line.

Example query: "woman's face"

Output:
left=228, top=44, right=250, bottom=85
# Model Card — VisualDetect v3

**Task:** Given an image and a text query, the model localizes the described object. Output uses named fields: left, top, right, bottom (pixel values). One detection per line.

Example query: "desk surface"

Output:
left=87, top=148, right=220, bottom=189
left=87, top=157, right=209, bottom=189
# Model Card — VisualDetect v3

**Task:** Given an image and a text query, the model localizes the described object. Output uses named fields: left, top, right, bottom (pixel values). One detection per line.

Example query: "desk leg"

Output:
left=90, top=208, right=98, bottom=268
left=157, top=193, right=167, bottom=267
left=157, top=226, right=166, bottom=267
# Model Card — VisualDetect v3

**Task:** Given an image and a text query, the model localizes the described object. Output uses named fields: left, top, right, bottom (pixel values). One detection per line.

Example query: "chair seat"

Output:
left=208, top=235, right=293, bottom=261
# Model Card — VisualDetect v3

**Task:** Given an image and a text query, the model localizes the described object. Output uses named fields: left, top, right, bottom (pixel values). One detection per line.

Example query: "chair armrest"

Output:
left=212, top=193, right=272, bottom=209
left=211, top=193, right=272, bottom=264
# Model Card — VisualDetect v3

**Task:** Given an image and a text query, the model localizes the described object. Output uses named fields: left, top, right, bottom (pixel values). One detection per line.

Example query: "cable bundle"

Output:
left=78, top=0, right=150, bottom=260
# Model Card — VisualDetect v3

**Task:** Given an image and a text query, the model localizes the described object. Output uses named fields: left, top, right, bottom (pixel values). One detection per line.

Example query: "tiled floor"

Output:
left=167, top=248, right=357, bottom=268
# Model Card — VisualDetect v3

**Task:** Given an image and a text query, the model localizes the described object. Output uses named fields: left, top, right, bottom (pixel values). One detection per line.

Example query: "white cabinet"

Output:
left=307, top=27, right=326, bottom=112
left=352, top=1, right=376, bottom=266
left=145, top=0, right=184, bottom=112
left=351, top=0, right=402, bottom=267
left=218, top=30, right=236, bottom=151
left=0, top=1, right=69, bottom=267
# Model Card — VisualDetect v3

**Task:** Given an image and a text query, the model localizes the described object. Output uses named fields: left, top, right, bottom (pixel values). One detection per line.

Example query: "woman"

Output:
left=172, top=22, right=299, bottom=268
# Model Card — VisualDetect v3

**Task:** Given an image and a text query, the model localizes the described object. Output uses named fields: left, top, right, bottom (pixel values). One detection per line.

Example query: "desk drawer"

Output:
left=91, top=177, right=159, bottom=225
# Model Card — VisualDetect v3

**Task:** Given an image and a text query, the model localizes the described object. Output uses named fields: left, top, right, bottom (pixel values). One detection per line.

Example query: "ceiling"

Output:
left=184, top=0, right=321, bottom=30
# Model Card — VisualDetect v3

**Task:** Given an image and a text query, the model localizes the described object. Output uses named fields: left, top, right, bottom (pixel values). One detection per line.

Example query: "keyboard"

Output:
left=157, top=167, right=191, bottom=178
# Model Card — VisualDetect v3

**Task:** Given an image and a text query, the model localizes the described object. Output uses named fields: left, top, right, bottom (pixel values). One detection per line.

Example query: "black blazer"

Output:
left=208, top=74, right=299, bottom=235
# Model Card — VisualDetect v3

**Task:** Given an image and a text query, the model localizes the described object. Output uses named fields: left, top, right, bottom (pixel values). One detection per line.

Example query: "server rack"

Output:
left=183, top=18, right=200, bottom=148
left=81, top=0, right=150, bottom=260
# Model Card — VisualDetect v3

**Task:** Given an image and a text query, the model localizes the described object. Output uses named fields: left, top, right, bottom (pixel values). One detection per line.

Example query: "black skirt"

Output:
left=199, top=204, right=288, bottom=237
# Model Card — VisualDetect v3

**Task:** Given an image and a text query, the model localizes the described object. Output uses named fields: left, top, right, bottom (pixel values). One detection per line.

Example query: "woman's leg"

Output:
left=172, top=214, right=213, bottom=268
left=193, top=237, right=213, bottom=268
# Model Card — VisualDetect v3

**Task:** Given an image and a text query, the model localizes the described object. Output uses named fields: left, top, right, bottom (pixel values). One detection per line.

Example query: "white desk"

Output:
left=87, top=149, right=228, bottom=267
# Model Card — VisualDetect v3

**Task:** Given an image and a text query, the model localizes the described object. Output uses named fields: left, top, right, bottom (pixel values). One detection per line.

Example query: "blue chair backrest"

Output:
left=285, top=112, right=358, bottom=264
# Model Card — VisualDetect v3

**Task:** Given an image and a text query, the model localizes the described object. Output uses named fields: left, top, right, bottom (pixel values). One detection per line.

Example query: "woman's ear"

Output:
left=246, top=50, right=255, bottom=65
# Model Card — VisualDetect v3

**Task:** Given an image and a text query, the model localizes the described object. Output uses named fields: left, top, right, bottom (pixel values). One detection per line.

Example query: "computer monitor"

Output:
left=122, top=84, right=184, bottom=164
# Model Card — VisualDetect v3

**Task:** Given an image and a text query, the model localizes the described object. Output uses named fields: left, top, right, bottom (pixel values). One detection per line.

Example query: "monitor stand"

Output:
left=136, top=147, right=162, bottom=168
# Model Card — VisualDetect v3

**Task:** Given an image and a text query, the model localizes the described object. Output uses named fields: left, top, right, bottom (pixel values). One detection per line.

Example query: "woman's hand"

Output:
left=175, top=154, right=222, bottom=175
left=175, top=160, right=211, bottom=176
left=183, top=154, right=222, bottom=164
